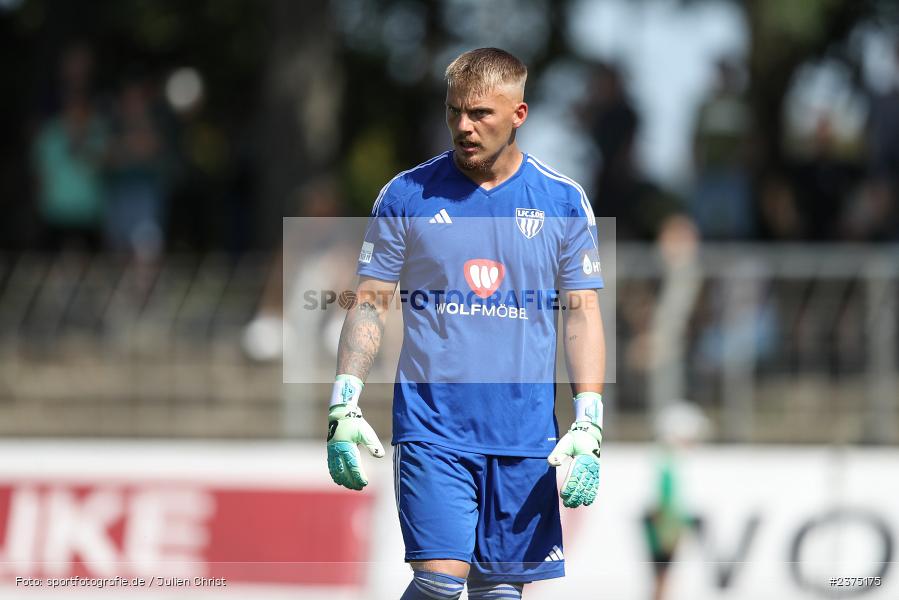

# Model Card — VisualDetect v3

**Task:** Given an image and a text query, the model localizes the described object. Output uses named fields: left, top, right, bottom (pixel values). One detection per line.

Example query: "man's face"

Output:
left=446, top=84, right=526, bottom=172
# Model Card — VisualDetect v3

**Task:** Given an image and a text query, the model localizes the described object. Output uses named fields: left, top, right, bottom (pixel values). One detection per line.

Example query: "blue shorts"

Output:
left=393, top=441, right=565, bottom=583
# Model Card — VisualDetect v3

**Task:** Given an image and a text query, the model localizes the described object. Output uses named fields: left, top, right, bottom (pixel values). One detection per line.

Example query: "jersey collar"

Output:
left=450, top=151, right=528, bottom=197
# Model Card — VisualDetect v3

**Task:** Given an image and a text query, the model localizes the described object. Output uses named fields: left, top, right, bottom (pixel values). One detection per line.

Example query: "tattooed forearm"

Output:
left=337, top=301, right=385, bottom=380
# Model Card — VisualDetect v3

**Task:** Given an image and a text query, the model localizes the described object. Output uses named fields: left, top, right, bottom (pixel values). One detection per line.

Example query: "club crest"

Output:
left=516, top=208, right=545, bottom=239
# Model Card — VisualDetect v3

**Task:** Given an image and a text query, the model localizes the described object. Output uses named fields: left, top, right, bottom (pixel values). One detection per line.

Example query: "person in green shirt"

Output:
left=32, top=45, right=109, bottom=252
left=643, top=402, right=710, bottom=600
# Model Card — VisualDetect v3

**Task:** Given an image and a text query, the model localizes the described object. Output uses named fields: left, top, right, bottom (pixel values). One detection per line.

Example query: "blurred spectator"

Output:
left=222, top=137, right=258, bottom=255
left=580, top=63, right=701, bottom=409
left=166, top=89, right=234, bottom=253
left=853, top=40, right=899, bottom=240
left=580, top=62, right=683, bottom=240
left=105, top=74, right=175, bottom=260
left=242, top=175, right=345, bottom=362
left=31, top=43, right=108, bottom=252
left=690, top=58, right=754, bottom=240
left=791, top=115, right=862, bottom=241
left=581, top=63, right=639, bottom=214
left=758, top=174, right=802, bottom=240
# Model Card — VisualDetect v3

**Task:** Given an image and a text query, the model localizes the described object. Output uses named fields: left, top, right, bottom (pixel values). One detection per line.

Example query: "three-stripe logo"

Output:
left=429, top=208, right=453, bottom=224
left=544, top=545, right=564, bottom=562
left=463, top=259, right=505, bottom=299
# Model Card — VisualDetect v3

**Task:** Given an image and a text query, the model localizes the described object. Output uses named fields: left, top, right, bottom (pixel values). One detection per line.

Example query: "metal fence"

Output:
left=612, top=243, right=899, bottom=444
left=0, top=245, right=896, bottom=443
left=0, top=252, right=279, bottom=437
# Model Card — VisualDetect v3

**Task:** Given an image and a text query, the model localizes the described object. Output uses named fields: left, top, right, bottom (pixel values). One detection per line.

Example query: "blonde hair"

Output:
left=445, top=47, right=527, bottom=99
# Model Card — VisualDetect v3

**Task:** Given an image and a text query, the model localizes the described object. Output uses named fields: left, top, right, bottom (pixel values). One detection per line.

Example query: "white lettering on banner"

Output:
left=0, top=488, right=40, bottom=575
left=125, top=489, right=214, bottom=576
left=44, top=488, right=122, bottom=576
left=0, top=487, right=213, bottom=579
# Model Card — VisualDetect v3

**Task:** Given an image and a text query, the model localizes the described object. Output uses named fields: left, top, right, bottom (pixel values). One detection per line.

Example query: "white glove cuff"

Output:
left=573, top=392, right=603, bottom=429
left=330, top=374, right=364, bottom=407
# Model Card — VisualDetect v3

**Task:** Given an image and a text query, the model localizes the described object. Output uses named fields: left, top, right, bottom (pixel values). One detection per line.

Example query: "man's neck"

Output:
left=455, top=145, right=523, bottom=190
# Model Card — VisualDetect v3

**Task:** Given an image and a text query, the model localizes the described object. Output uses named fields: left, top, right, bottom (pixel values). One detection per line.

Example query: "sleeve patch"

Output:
left=359, top=241, right=374, bottom=264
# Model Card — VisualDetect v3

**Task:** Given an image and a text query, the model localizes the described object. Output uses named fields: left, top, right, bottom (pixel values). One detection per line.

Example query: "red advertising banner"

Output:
left=0, top=482, right=373, bottom=586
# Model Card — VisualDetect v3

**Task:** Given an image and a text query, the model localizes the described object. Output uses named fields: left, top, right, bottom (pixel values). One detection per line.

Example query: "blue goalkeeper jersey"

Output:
left=357, top=151, right=603, bottom=457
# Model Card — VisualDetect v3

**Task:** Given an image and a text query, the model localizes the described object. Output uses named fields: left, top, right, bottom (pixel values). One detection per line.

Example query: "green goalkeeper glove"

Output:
left=547, top=392, right=603, bottom=508
left=327, top=375, right=384, bottom=490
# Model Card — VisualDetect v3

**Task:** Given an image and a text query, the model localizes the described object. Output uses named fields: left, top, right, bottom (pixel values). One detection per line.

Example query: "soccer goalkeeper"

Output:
left=328, top=47, right=606, bottom=600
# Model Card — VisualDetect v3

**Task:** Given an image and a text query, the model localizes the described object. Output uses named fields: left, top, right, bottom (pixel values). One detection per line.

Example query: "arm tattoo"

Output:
left=337, top=301, right=384, bottom=379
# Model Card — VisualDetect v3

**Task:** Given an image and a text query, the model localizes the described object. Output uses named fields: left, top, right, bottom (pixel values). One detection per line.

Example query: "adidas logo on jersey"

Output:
left=429, top=208, right=453, bottom=224
left=463, top=259, right=505, bottom=299
left=544, top=545, right=564, bottom=562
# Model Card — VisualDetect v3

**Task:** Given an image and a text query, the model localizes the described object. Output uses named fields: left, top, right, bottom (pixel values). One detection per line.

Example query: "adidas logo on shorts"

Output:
left=544, top=545, right=564, bottom=562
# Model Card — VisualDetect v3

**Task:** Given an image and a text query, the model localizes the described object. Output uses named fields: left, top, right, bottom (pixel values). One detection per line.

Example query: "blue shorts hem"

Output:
left=469, top=562, right=565, bottom=583
left=404, top=550, right=473, bottom=563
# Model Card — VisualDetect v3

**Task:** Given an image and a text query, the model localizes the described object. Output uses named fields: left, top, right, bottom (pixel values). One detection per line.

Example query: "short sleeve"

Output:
left=356, top=180, right=407, bottom=281
left=558, top=190, right=604, bottom=290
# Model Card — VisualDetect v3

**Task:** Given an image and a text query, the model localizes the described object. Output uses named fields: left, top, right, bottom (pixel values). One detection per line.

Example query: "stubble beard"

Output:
left=454, top=145, right=503, bottom=173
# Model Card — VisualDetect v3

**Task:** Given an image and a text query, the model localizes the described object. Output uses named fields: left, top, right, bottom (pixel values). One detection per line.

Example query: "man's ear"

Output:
left=513, top=102, right=528, bottom=128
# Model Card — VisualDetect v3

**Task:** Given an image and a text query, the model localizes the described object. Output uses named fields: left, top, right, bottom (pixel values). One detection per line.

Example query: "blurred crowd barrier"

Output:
left=612, top=242, right=899, bottom=445
left=0, top=243, right=896, bottom=443
left=0, top=252, right=278, bottom=437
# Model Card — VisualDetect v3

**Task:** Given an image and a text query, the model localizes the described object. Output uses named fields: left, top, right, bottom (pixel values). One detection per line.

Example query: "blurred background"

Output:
left=0, top=0, right=897, bottom=598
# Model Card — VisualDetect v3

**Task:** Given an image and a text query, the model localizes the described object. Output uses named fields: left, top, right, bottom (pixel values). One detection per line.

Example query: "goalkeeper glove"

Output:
left=327, top=374, right=384, bottom=490
left=547, top=392, right=603, bottom=508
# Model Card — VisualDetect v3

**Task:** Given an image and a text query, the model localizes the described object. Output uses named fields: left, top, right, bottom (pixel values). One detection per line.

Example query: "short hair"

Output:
left=445, top=47, right=527, bottom=98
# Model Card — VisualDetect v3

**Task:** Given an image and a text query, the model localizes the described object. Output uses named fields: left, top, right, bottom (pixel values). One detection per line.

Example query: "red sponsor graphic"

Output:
left=463, top=259, right=505, bottom=299
left=0, top=483, right=372, bottom=586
